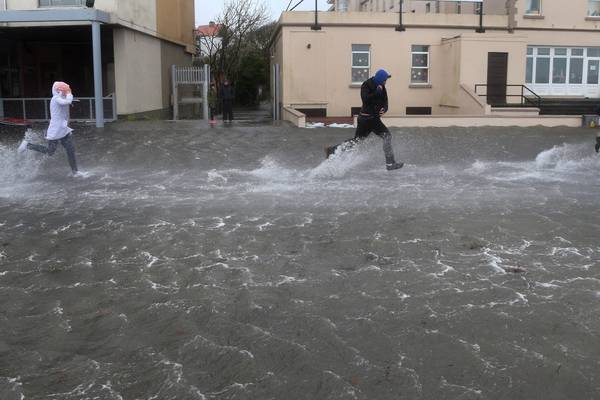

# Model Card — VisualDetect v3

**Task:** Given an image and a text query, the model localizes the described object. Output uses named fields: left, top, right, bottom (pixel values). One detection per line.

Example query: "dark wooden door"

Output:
left=487, top=52, right=508, bottom=106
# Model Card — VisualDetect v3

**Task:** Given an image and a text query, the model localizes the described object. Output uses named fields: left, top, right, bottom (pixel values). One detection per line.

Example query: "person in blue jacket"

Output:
left=325, top=69, right=403, bottom=170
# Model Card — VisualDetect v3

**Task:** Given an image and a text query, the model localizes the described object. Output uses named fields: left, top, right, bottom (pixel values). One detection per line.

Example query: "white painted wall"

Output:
left=113, top=28, right=163, bottom=115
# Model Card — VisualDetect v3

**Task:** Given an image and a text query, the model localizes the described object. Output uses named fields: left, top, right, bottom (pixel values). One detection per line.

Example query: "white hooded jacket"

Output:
left=46, top=82, right=74, bottom=140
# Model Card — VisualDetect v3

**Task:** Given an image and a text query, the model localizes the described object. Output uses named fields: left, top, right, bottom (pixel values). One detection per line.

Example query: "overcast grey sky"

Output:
left=195, top=0, right=329, bottom=26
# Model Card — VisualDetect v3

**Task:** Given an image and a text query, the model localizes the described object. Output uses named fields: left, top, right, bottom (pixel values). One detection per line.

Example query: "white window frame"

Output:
left=551, top=48, right=567, bottom=84
left=39, top=0, right=84, bottom=7
left=588, top=0, right=600, bottom=16
left=569, top=48, right=585, bottom=85
left=411, top=45, right=430, bottom=85
left=525, top=0, right=541, bottom=15
left=351, top=44, right=371, bottom=84
left=526, top=46, right=600, bottom=96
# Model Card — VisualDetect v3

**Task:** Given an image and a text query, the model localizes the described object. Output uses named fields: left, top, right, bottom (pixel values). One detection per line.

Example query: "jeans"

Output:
left=330, top=116, right=397, bottom=165
left=27, top=134, right=78, bottom=173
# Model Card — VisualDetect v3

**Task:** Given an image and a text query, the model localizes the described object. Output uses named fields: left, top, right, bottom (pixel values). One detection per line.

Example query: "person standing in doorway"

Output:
left=325, top=69, right=403, bottom=170
left=220, top=79, right=235, bottom=123
left=18, top=81, right=82, bottom=177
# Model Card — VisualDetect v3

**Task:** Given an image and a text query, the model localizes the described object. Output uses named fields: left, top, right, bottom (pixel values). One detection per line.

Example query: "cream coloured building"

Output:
left=329, top=0, right=506, bottom=14
left=0, top=0, right=195, bottom=122
left=272, top=0, right=600, bottom=122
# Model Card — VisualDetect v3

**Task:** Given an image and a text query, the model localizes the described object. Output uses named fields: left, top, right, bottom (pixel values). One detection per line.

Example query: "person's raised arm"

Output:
left=55, top=93, right=74, bottom=106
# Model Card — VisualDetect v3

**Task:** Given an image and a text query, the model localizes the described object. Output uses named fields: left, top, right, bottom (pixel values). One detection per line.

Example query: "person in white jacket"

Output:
left=18, top=81, right=81, bottom=176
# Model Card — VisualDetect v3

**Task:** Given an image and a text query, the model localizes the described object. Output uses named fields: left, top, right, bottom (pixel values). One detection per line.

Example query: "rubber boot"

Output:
left=386, top=162, right=404, bottom=171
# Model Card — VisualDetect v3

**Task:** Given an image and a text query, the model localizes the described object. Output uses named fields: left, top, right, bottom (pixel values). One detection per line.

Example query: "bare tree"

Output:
left=196, top=26, right=222, bottom=69
left=214, top=0, right=270, bottom=87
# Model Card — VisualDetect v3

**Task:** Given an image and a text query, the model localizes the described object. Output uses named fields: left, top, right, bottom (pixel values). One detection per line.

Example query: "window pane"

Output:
left=411, top=68, right=428, bottom=84
left=554, top=48, right=567, bottom=56
left=526, top=57, right=533, bottom=83
left=569, top=58, right=583, bottom=83
left=352, top=53, right=369, bottom=67
left=526, top=0, right=540, bottom=14
left=412, top=45, right=429, bottom=52
left=588, top=0, right=600, bottom=16
left=527, top=47, right=533, bottom=56
left=588, top=60, right=599, bottom=84
left=588, top=48, right=600, bottom=57
left=572, top=48, right=584, bottom=56
left=535, top=58, right=550, bottom=83
left=352, top=68, right=369, bottom=83
left=537, top=48, right=550, bottom=56
left=552, top=58, right=567, bottom=83
left=412, top=53, right=428, bottom=67
left=352, top=44, right=370, bottom=52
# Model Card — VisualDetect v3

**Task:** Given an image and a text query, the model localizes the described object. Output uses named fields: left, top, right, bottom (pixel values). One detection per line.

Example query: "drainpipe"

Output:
left=311, top=0, right=321, bottom=30
left=475, top=1, right=485, bottom=33
left=395, top=0, right=405, bottom=31
left=2, top=0, right=7, bottom=11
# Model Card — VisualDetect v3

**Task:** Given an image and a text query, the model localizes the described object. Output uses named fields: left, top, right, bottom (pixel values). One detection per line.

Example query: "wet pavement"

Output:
left=0, top=121, right=599, bottom=399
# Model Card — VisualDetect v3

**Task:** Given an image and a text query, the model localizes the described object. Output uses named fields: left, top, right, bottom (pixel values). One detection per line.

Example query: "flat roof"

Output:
left=0, top=8, right=111, bottom=24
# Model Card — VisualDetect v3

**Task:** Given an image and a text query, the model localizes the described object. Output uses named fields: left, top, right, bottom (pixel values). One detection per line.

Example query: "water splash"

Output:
left=468, top=142, right=600, bottom=183
left=535, top=142, right=600, bottom=171
left=0, top=130, right=46, bottom=190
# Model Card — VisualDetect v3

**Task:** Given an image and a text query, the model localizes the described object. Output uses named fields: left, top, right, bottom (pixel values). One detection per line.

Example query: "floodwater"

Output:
left=0, top=121, right=599, bottom=399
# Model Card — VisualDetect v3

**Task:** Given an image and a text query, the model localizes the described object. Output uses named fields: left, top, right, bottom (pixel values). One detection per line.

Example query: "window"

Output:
left=526, top=47, right=534, bottom=83
left=535, top=47, right=550, bottom=84
left=411, top=45, right=429, bottom=84
left=426, top=3, right=431, bottom=13
left=39, top=0, right=84, bottom=6
left=588, top=60, right=599, bottom=84
left=525, top=0, right=541, bottom=14
left=552, top=48, right=567, bottom=84
left=589, top=0, right=600, bottom=16
left=569, top=49, right=584, bottom=84
left=527, top=46, right=600, bottom=87
left=351, top=44, right=370, bottom=84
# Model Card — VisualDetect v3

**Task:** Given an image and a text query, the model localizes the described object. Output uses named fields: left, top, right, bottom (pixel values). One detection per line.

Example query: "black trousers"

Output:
left=327, top=116, right=396, bottom=164
left=222, top=101, right=234, bottom=121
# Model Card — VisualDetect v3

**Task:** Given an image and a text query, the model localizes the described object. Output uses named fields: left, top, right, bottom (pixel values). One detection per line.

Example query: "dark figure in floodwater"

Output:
left=220, top=80, right=235, bottom=123
left=325, top=69, right=403, bottom=170
left=18, top=81, right=81, bottom=176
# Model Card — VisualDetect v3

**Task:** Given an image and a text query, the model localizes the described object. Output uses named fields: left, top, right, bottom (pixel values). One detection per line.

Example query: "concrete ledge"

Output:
left=382, top=115, right=582, bottom=128
left=0, top=8, right=111, bottom=23
left=523, top=14, right=545, bottom=19
left=283, top=106, right=306, bottom=128
left=490, top=107, right=540, bottom=116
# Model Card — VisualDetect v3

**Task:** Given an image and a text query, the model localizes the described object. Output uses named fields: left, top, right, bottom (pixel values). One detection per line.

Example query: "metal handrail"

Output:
left=474, top=84, right=541, bottom=108
left=0, top=93, right=117, bottom=122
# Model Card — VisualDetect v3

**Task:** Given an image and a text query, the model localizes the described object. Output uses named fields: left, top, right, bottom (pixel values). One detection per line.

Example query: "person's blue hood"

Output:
left=373, top=69, right=391, bottom=85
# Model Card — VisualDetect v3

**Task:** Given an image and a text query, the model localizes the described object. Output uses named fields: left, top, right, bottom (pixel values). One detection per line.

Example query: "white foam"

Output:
left=467, top=142, right=600, bottom=184
left=327, top=123, right=354, bottom=128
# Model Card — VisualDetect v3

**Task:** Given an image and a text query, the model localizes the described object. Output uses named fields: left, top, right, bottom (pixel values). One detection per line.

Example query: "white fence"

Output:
left=172, top=65, right=209, bottom=120
left=0, top=93, right=117, bottom=122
